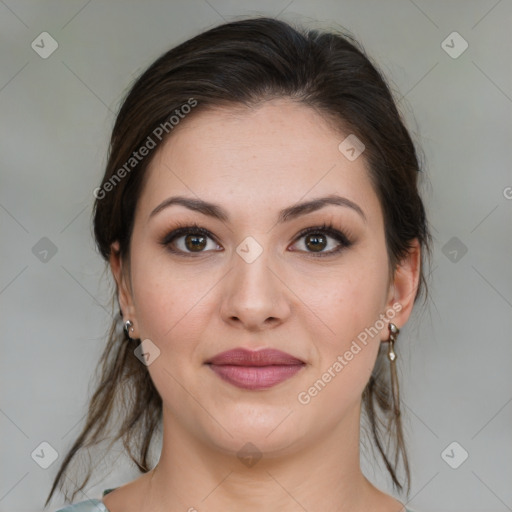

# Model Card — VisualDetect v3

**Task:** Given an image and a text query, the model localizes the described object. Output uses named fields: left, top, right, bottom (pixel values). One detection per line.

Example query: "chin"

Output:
left=197, top=405, right=309, bottom=459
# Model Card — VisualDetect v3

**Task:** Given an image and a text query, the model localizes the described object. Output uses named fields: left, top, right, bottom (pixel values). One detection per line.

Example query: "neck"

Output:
left=146, top=401, right=389, bottom=512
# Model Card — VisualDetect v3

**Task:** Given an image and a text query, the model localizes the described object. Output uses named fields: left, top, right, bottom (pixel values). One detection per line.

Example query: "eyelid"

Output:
left=293, top=223, right=352, bottom=246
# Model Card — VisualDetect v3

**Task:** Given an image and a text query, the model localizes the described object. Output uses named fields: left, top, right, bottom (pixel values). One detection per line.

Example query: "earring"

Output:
left=124, top=319, right=134, bottom=339
left=387, top=322, right=399, bottom=362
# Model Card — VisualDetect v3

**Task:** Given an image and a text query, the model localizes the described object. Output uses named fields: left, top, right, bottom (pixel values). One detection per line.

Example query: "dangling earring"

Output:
left=386, top=321, right=408, bottom=486
left=387, top=322, right=399, bottom=362
left=124, top=319, right=134, bottom=339
left=387, top=322, right=401, bottom=418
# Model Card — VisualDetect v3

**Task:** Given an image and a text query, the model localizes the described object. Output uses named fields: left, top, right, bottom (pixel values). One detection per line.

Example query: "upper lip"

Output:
left=205, top=348, right=305, bottom=366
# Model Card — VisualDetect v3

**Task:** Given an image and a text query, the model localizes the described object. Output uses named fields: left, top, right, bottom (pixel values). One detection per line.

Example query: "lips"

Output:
left=205, top=348, right=305, bottom=390
left=206, top=348, right=304, bottom=366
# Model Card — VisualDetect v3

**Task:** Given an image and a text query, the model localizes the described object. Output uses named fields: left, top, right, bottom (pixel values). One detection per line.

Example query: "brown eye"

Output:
left=290, top=223, right=353, bottom=257
left=304, top=233, right=328, bottom=252
left=183, top=233, right=207, bottom=252
left=161, top=225, right=221, bottom=255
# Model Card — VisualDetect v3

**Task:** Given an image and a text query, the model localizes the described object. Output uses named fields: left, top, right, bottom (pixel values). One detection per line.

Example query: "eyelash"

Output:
left=159, top=221, right=353, bottom=258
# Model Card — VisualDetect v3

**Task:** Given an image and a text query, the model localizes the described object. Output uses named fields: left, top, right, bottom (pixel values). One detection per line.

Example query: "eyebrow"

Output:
left=149, top=194, right=367, bottom=224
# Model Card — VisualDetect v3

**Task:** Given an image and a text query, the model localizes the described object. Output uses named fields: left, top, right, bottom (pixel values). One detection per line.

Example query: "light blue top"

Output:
left=54, top=489, right=115, bottom=512
left=54, top=488, right=418, bottom=511
left=54, top=498, right=108, bottom=512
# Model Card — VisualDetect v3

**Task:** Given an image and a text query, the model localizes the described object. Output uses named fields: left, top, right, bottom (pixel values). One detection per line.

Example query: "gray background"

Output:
left=1, top=1, right=511, bottom=511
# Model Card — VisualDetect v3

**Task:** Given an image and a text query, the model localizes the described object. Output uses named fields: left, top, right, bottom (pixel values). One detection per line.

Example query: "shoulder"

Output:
left=54, top=498, right=108, bottom=512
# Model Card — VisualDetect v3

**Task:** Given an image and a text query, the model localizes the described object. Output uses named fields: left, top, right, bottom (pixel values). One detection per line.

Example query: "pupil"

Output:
left=186, top=234, right=206, bottom=251
left=306, top=234, right=326, bottom=252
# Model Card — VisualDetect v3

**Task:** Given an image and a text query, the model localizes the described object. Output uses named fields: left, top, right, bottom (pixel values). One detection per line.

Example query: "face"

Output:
left=111, top=98, right=419, bottom=457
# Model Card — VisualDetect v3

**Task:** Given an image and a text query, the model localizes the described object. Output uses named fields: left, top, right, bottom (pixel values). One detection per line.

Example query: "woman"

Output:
left=47, top=16, right=431, bottom=512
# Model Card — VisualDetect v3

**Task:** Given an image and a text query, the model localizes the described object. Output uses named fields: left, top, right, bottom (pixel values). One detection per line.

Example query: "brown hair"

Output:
left=45, top=16, right=431, bottom=507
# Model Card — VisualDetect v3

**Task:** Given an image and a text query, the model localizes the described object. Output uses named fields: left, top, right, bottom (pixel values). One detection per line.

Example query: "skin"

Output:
left=106, top=98, right=420, bottom=512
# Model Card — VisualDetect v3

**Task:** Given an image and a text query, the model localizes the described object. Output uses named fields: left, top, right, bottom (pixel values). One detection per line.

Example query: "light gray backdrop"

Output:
left=1, top=1, right=511, bottom=511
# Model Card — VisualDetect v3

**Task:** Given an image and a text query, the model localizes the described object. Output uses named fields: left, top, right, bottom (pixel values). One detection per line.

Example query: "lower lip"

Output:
left=207, top=364, right=305, bottom=390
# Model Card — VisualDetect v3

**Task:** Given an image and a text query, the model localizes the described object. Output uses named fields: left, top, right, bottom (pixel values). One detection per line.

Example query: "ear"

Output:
left=110, top=241, right=139, bottom=338
left=383, top=238, right=421, bottom=336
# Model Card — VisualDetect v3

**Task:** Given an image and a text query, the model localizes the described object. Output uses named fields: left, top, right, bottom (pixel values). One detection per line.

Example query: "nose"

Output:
left=219, top=244, right=291, bottom=332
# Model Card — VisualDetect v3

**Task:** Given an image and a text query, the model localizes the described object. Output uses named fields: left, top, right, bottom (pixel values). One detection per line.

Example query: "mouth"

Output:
left=205, top=348, right=306, bottom=390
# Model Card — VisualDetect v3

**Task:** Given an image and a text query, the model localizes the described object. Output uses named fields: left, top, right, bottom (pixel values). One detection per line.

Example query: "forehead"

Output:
left=139, top=99, right=381, bottom=224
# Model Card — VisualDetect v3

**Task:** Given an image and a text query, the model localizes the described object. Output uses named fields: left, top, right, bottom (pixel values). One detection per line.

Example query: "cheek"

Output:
left=297, top=275, right=386, bottom=417
left=302, top=251, right=390, bottom=393
left=308, top=260, right=389, bottom=344
left=129, top=245, right=209, bottom=347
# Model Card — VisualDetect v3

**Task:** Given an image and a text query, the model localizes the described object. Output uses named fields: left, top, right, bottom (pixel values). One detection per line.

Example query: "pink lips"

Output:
left=206, top=348, right=305, bottom=390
